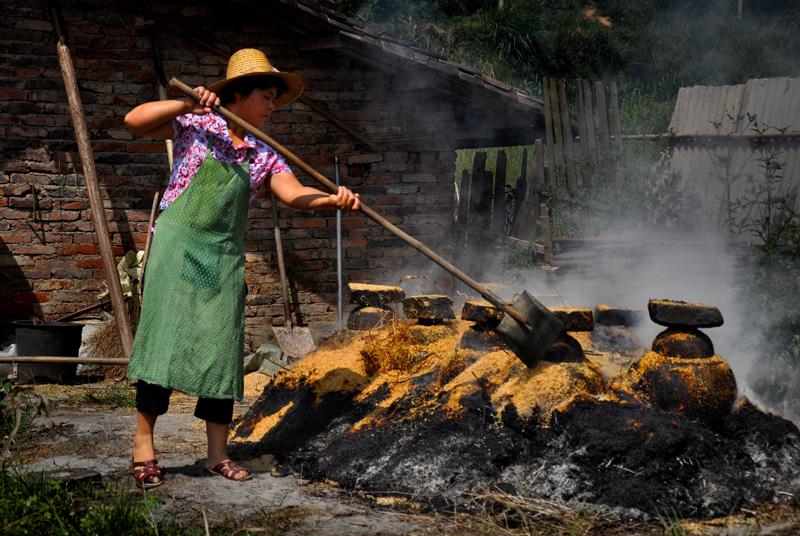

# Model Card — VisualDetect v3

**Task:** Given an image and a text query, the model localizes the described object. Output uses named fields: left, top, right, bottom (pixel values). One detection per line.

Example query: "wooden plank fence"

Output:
left=455, top=78, right=624, bottom=271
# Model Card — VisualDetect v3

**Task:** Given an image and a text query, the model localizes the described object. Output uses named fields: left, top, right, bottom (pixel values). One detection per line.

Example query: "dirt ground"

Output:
left=10, top=376, right=438, bottom=535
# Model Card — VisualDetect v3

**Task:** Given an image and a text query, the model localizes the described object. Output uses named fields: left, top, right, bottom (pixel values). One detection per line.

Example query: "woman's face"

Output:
left=233, top=86, right=278, bottom=125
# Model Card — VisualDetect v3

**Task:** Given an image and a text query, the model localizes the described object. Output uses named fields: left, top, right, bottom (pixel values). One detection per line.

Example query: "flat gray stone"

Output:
left=595, top=304, right=645, bottom=327
left=347, top=306, right=394, bottom=330
left=348, top=283, right=405, bottom=307
left=460, top=299, right=503, bottom=325
left=550, top=307, right=594, bottom=332
left=402, top=294, right=455, bottom=321
left=648, top=299, right=724, bottom=328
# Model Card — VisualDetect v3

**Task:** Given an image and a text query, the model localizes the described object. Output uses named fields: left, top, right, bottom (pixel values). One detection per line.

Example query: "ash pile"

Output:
left=231, top=285, right=800, bottom=519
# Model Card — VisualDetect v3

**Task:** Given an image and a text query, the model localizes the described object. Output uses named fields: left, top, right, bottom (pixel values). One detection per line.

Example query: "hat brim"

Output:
left=208, top=71, right=303, bottom=108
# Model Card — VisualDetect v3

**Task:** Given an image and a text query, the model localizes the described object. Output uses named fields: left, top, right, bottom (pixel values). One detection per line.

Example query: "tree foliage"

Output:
left=335, top=0, right=800, bottom=95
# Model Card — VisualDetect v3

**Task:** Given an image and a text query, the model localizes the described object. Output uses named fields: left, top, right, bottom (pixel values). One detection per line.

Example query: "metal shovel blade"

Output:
left=495, top=290, right=565, bottom=367
left=272, top=325, right=316, bottom=360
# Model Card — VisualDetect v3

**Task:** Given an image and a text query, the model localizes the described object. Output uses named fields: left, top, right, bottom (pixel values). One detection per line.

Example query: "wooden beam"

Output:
left=299, top=34, right=346, bottom=51
left=48, top=0, right=133, bottom=359
left=492, top=150, right=507, bottom=234
left=0, top=356, right=129, bottom=365
left=559, top=79, right=578, bottom=194
left=549, top=78, right=566, bottom=190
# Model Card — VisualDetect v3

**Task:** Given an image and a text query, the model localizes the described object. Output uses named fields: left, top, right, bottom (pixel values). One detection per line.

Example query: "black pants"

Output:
left=135, top=380, right=234, bottom=425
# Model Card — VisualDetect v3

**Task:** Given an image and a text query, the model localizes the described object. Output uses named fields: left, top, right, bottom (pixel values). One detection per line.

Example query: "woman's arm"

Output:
left=124, top=87, right=219, bottom=139
left=270, top=171, right=360, bottom=212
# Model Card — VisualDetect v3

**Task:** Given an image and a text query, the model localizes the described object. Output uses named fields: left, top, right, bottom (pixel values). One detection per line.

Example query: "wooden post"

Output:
left=549, top=78, right=566, bottom=191
left=526, top=140, right=545, bottom=242
left=595, top=81, right=611, bottom=148
left=510, top=149, right=529, bottom=238
left=148, top=27, right=174, bottom=170
left=581, top=79, right=597, bottom=155
left=48, top=0, right=133, bottom=359
left=559, top=80, right=578, bottom=194
left=542, top=78, right=556, bottom=184
left=468, top=151, right=491, bottom=230
left=457, top=169, right=470, bottom=225
left=609, top=81, right=623, bottom=155
left=492, top=150, right=507, bottom=234
left=575, top=80, right=588, bottom=163
left=595, top=81, right=611, bottom=181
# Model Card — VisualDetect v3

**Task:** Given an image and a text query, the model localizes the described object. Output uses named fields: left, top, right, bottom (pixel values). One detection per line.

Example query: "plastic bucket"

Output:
left=13, top=321, right=84, bottom=383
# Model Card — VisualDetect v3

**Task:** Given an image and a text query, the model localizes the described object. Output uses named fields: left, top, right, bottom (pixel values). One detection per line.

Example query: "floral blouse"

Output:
left=159, top=112, right=291, bottom=212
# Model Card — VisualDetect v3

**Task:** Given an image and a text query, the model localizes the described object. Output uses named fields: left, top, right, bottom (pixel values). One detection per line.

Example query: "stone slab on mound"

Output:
left=402, top=295, right=455, bottom=321
left=348, top=283, right=405, bottom=307
left=648, top=299, right=724, bottom=328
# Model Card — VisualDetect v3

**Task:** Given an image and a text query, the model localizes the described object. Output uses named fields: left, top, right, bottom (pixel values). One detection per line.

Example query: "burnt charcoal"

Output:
left=347, top=306, right=394, bottom=330
left=592, top=325, right=645, bottom=354
left=595, top=304, right=645, bottom=327
left=551, top=307, right=595, bottom=332
left=543, top=333, right=585, bottom=362
left=544, top=398, right=795, bottom=518
left=459, top=328, right=503, bottom=351
left=348, top=283, right=405, bottom=307
left=234, top=330, right=800, bottom=521
left=648, top=299, right=724, bottom=328
left=403, top=294, right=455, bottom=321
left=461, top=299, right=503, bottom=326
left=652, top=328, right=714, bottom=358
left=631, top=352, right=737, bottom=422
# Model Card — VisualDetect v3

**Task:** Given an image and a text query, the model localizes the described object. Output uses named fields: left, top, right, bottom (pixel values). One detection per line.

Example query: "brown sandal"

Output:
left=132, top=459, right=163, bottom=490
left=204, top=459, right=253, bottom=481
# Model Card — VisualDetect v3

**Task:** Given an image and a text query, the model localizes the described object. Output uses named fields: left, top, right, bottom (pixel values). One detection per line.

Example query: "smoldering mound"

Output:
left=230, top=319, right=800, bottom=520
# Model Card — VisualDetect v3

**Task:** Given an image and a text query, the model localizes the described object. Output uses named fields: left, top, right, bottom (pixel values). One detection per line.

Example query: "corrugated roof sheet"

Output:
left=665, top=77, right=800, bottom=235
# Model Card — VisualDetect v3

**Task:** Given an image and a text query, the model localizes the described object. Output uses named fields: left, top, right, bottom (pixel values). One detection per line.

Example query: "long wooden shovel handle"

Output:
left=169, top=78, right=531, bottom=329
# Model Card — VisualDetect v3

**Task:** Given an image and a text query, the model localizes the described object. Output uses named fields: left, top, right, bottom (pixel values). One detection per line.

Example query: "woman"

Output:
left=124, top=49, right=360, bottom=488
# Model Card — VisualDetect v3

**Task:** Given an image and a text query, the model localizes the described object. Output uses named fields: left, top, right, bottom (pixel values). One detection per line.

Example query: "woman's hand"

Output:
left=185, top=86, right=219, bottom=115
left=330, top=186, right=360, bottom=212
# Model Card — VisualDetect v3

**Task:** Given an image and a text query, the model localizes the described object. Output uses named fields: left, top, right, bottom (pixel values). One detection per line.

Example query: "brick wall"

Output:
left=1, top=0, right=466, bottom=342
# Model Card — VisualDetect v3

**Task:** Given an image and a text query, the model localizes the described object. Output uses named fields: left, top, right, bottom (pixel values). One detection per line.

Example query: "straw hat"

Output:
left=208, top=48, right=303, bottom=107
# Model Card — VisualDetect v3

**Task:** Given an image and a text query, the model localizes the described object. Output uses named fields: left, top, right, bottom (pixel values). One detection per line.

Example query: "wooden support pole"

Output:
left=510, top=148, right=529, bottom=238
left=492, top=150, right=507, bottom=234
left=575, top=79, right=588, bottom=162
left=581, top=79, right=597, bottom=155
left=457, top=169, right=470, bottom=225
left=549, top=78, right=566, bottom=191
left=0, top=356, right=129, bottom=365
left=609, top=81, right=623, bottom=155
left=595, top=81, right=611, bottom=149
left=542, top=78, right=556, bottom=183
left=148, top=26, right=174, bottom=170
left=528, top=140, right=545, bottom=242
left=469, top=151, right=491, bottom=229
left=559, top=79, right=578, bottom=194
left=48, top=0, right=133, bottom=359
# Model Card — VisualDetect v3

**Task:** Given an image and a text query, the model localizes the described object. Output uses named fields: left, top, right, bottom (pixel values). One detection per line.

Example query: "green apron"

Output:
left=128, top=152, right=250, bottom=401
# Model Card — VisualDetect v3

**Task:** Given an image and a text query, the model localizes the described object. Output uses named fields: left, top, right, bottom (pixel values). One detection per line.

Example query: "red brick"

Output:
left=75, top=258, right=103, bottom=269
left=291, top=217, right=326, bottom=229
left=58, top=244, right=97, bottom=255
left=340, top=216, right=366, bottom=228
left=0, top=233, right=29, bottom=244
left=13, top=245, right=56, bottom=255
